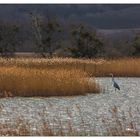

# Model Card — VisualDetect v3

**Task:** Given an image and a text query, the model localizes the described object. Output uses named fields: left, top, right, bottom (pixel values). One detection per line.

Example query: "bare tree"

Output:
left=30, top=12, right=62, bottom=58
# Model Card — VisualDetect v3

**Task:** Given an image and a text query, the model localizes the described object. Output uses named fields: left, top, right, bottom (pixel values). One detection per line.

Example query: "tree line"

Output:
left=0, top=12, right=139, bottom=58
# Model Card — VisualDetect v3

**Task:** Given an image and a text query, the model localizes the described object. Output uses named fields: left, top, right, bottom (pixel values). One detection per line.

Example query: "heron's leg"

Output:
left=115, top=88, right=116, bottom=93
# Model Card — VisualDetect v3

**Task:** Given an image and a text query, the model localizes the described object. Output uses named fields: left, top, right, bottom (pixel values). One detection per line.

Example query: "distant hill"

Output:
left=99, top=28, right=140, bottom=39
left=0, top=4, right=140, bottom=29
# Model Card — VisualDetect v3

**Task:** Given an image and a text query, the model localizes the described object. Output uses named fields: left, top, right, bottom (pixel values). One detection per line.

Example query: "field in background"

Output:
left=93, top=58, right=140, bottom=77
left=0, top=57, right=139, bottom=76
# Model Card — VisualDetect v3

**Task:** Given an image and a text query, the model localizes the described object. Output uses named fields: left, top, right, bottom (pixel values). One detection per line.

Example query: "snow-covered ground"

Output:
left=0, top=77, right=140, bottom=136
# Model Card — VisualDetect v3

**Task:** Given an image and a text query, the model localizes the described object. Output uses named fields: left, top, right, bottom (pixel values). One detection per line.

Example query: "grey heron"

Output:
left=110, top=73, right=120, bottom=91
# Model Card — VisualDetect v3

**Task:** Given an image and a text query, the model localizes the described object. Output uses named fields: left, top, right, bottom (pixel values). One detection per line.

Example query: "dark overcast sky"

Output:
left=0, top=4, right=140, bottom=29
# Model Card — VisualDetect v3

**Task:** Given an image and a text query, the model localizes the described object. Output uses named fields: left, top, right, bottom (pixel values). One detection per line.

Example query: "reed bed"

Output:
left=93, top=58, right=140, bottom=77
left=0, top=66, right=99, bottom=97
left=0, top=57, right=103, bottom=70
left=0, top=57, right=139, bottom=97
left=0, top=57, right=139, bottom=77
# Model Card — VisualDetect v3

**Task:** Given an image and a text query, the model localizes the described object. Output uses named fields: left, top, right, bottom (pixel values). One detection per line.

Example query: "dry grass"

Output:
left=0, top=104, right=96, bottom=136
left=93, top=58, right=140, bottom=77
left=0, top=57, right=139, bottom=97
left=0, top=117, right=30, bottom=136
left=102, top=106, right=139, bottom=136
left=0, top=104, right=139, bottom=136
left=0, top=66, right=99, bottom=97
left=0, top=57, right=103, bottom=70
left=0, top=57, right=139, bottom=77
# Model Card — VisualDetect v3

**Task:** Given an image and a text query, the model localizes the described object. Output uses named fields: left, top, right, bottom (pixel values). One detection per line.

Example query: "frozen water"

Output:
left=0, top=77, right=140, bottom=136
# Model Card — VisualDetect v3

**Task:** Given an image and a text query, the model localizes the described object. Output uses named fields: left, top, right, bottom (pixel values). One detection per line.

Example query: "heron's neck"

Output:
left=112, top=76, right=114, bottom=81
